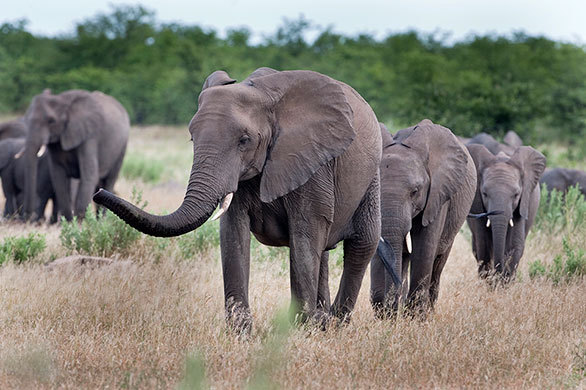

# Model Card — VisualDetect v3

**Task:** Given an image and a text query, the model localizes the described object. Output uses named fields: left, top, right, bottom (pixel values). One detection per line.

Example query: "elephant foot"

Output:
left=225, top=302, right=252, bottom=335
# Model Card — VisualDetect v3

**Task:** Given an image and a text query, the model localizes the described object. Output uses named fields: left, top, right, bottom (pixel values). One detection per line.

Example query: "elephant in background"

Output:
left=466, top=144, right=546, bottom=282
left=467, top=130, right=523, bottom=156
left=22, top=89, right=129, bottom=221
left=540, top=168, right=586, bottom=197
left=371, top=119, right=476, bottom=315
left=94, top=67, right=382, bottom=331
left=0, top=118, right=27, bottom=141
left=0, top=138, right=57, bottom=222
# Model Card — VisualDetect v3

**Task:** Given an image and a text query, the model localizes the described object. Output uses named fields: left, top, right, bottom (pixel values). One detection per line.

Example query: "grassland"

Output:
left=0, top=125, right=584, bottom=389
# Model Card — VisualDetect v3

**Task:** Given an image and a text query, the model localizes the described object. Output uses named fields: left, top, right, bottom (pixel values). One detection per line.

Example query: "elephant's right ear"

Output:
left=379, top=122, right=394, bottom=148
left=254, top=71, right=356, bottom=203
left=201, top=71, right=237, bottom=91
left=511, top=146, right=546, bottom=219
left=61, top=95, right=102, bottom=151
left=466, top=144, right=496, bottom=214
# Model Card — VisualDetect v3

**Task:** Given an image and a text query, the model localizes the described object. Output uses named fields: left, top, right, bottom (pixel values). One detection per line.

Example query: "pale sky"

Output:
left=2, top=0, right=585, bottom=44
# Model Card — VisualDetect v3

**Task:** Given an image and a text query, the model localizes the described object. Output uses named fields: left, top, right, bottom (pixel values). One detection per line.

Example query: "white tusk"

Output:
left=486, top=219, right=491, bottom=228
left=509, top=219, right=514, bottom=227
left=210, top=193, right=233, bottom=221
left=37, top=144, right=47, bottom=157
left=14, top=147, right=25, bottom=159
left=405, top=231, right=412, bottom=254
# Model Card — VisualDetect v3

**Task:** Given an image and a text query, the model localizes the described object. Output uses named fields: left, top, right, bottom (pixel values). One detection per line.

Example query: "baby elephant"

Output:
left=0, top=138, right=57, bottom=222
left=466, top=144, right=546, bottom=283
left=372, top=119, right=477, bottom=316
left=540, top=168, right=586, bottom=197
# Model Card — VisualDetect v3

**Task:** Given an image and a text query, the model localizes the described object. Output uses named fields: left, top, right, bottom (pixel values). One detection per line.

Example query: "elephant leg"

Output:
left=429, top=247, right=452, bottom=307
left=317, top=251, right=331, bottom=312
left=219, top=197, right=252, bottom=333
left=49, top=157, right=73, bottom=221
left=469, top=219, right=492, bottom=279
left=504, top=219, right=526, bottom=281
left=96, top=151, right=125, bottom=216
left=370, top=251, right=387, bottom=318
left=74, top=142, right=100, bottom=218
left=332, top=175, right=380, bottom=322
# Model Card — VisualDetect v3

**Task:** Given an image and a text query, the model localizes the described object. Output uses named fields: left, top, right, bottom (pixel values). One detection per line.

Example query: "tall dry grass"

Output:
left=0, top=125, right=584, bottom=389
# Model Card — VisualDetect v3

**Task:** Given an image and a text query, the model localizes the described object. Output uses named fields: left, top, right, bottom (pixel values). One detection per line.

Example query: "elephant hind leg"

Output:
left=332, top=175, right=380, bottom=322
left=317, top=251, right=331, bottom=312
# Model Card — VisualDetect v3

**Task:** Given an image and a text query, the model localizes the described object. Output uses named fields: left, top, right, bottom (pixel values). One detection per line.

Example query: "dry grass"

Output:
left=0, top=125, right=584, bottom=389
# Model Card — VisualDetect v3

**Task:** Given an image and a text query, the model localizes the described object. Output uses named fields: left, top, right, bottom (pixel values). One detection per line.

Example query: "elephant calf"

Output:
left=466, top=144, right=546, bottom=282
left=0, top=138, right=57, bottom=222
left=540, top=167, right=586, bottom=197
left=372, top=119, right=476, bottom=316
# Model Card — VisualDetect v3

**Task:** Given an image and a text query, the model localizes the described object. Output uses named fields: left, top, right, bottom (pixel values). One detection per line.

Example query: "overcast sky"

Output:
left=3, top=0, right=585, bottom=44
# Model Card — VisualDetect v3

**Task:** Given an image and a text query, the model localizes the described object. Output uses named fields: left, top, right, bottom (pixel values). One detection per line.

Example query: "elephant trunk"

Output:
left=94, top=154, right=233, bottom=237
left=381, top=203, right=411, bottom=306
left=490, top=215, right=509, bottom=279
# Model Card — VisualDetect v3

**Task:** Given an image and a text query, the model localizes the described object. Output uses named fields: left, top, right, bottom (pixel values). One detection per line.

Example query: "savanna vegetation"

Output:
left=0, top=5, right=584, bottom=145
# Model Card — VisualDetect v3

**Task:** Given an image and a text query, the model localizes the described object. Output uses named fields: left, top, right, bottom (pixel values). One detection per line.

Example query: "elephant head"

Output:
left=93, top=68, right=356, bottom=237
left=22, top=89, right=102, bottom=219
left=0, top=118, right=27, bottom=141
left=467, top=144, right=546, bottom=280
left=377, top=119, right=470, bottom=304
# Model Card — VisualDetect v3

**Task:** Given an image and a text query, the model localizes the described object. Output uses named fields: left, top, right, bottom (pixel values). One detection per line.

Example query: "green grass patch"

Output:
left=0, top=233, right=46, bottom=265
left=535, top=184, right=586, bottom=233
left=121, top=153, right=165, bottom=183
left=528, top=237, right=585, bottom=283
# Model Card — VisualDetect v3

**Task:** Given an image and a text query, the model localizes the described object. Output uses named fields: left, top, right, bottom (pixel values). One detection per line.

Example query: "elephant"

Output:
left=466, top=144, right=546, bottom=282
left=371, top=119, right=476, bottom=316
left=0, top=118, right=27, bottom=141
left=467, top=132, right=517, bottom=156
left=0, top=138, right=57, bottom=222
left=22, top=89, right=129, bottom=221
left=503, top=130, right=523, bottom=149
left=93, top=67, right=383, bottom=331
left=540, top=168, right=586, bottom=197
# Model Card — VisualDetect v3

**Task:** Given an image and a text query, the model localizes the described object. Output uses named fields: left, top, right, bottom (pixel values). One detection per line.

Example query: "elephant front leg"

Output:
left=317, top=251, right=331, bottom=312
left=75, top=142, right=100, bottom=218
left=220, top=201, right=252, bottom=333
left=48, top=158, right=73, bottom=221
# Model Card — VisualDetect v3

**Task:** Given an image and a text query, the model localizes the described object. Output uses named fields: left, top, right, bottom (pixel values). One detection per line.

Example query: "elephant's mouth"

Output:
left=210, top=192, right=234, bottom=221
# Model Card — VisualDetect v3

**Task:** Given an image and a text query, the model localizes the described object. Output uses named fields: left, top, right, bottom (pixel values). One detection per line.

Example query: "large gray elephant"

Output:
left=371, top=119, right=476, bottom=315
left=466, top=144, right=546, bottom=282
left=93, top=68, right=382, bottom=331
left=540, top=168, right=586, bottom=197
left=0, top=138, right=57, bottom=222
left=22, top=89, right=129, bottom=220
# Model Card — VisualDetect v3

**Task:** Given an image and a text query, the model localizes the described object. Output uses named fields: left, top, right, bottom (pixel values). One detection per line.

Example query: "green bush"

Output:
left=528, top=237, right=585, bottom=283
left=535, top=184, right=586, bottom=233
left=177, top=221, right=220, bottom=258
left=0, top=233, right=46, bottom=265
left=59, top=189, right=145, bottom=257
left=121, top=153, right=165, bottom=183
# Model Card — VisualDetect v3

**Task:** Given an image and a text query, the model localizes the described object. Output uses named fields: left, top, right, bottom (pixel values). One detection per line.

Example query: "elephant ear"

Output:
left=253, top=70, right=355, bottom=203
left=511, top=146, right=546, bottom=219
left=243, top=67, right=279, bottom=82
left=379, top=123, right=394, bottom=148
left=401, top=119, right=471, bottom=226
left=504, top=130, right=523, bottom=148
left=60, top=94, right=102, bottom=151
left=201, top=70, right=237, bottom=91
left=466, top=144, right=496, bottom=214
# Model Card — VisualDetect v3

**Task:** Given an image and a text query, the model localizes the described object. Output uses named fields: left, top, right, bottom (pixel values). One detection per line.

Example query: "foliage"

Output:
left=59, top=189, right=145, bottom=257
left=0, top=5, right=584, bottom=142
left=535, top=185, right=586, bottom=233
left=176, top=221, right=220, bottom=259
left=0, top=232, right=46, bottom=265
left=121, top=152, right=165, bottom=183
left=528, top=237, right=585, bottom=283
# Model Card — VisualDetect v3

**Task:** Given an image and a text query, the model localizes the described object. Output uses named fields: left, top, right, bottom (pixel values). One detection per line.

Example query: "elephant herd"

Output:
left=2, top=67, right=583, bottom=332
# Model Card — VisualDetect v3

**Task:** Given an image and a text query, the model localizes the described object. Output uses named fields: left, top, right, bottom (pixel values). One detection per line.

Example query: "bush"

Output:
left=177, top=221, right=220, bottom=258
left=0, top=232, right=46, bottom=265
left=528, top=237, right=586, bottom=283
left=60, top=189, right=145, bottom=257
left=121, top=153, right=165, bottom=183
left=535, top=184, right=586, bottom=233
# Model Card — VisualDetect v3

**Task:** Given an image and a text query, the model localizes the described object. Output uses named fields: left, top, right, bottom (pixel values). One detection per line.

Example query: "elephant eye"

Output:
left=47, top=117, right=56, bottom=125
left=239, top=135, right=251, bottom=146
left=411, top=188, right=419, bottom=196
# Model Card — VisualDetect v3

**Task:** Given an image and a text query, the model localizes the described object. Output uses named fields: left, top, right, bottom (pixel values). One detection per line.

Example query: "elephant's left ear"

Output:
left=512, top=146, right=546, bottom=219
left=201, top=70, right=237, bottom=90
left=61, top=95, right=102, bottom=151
left=254, top=71, right=356, bottom=203
left=402, top=120, right=471, bottom=227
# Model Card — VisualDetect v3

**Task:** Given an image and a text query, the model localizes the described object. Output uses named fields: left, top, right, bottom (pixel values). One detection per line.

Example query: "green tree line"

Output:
left=0, top=5, right=584, bottom=142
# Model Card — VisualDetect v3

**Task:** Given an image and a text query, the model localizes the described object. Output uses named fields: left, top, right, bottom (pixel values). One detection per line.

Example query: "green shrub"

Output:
left=535, top=184, right=586, bottom=233
left=0, top=233, right=46, bottom=265
left=177, top=221, right=220, bottom=259
left=528, top=237, right=585, bottom=283
left=121, top=153, right=165, bottom=183
left=60, top=189, right=145, bottom=257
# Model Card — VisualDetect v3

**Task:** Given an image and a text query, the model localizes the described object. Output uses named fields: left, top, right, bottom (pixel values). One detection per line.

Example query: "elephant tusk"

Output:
left=37, top=144, right=47, bottom=157
left=14, top=147, right=25, bottom=159
left=405, top=231, right=412, bottom=254
left=486, top=219, right=491, bottom=228
left=210, top=193, right=234, bottom=221
left=509, top=219, right=514, bottom=227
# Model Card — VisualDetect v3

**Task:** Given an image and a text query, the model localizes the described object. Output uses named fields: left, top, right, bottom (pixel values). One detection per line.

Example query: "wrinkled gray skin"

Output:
left=466, top=144, right=546, bottom=282
left=466, top=130, right=523, bottom=156
left=371, top=120, right=476, bottom=316
left=540, top=168, right=586, bottom=197
left=23, top=89, right=129, bottom=220
left=93, top=68, right=382, bottom=331
left=0, top=138, right=57, bottom=222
